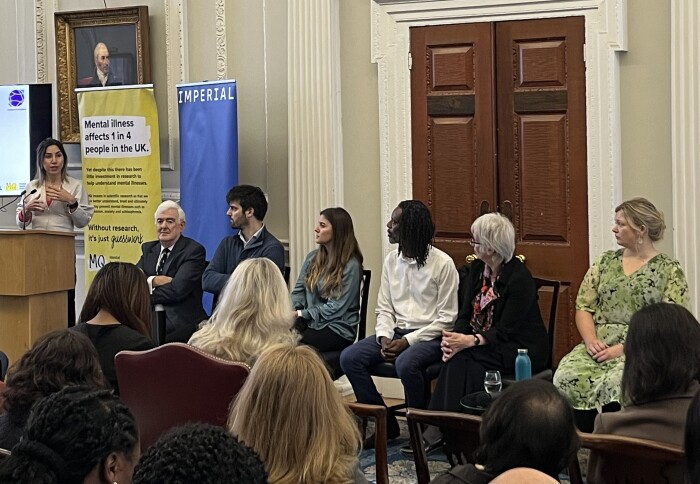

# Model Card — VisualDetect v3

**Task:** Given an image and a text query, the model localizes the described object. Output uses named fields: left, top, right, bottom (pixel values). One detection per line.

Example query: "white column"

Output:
left=671, top=0, right=700, bottom=313
left=288, top=0, right=344, bottom=278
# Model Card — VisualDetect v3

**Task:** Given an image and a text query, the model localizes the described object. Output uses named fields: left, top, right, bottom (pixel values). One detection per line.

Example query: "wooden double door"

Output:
left=410, top=17, right=590, bottom=361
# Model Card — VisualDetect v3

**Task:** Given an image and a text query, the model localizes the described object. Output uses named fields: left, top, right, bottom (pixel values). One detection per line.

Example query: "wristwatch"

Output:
left=473, top=334, right=480, bottom=346
left=68, top=200, right=79, bottom=210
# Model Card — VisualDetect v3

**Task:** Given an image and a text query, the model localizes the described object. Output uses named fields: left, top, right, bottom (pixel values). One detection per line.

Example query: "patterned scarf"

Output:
left=469, top=265, right=500, bottom=333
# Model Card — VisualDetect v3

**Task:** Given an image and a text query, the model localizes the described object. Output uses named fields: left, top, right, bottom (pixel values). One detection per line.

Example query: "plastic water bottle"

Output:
left=515, top=348, right=532, bottom=381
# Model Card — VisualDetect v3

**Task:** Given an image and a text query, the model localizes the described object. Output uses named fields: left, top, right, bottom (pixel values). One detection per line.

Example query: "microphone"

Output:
left=0, top=189, right=26, bottom=212
left=21, top=188, right=38, bottom=230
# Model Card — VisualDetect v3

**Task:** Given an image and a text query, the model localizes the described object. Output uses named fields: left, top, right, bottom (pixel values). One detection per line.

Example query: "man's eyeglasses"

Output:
left=468, top=240, right=482, bottom=247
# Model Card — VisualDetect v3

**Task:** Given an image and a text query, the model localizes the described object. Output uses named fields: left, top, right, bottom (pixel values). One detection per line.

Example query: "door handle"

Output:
left=501, top=200, right=513, bottom=220
left=479, top=200, right=490, bottom=215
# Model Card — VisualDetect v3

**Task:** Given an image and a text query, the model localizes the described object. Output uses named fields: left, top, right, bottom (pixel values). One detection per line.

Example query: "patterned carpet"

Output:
left=359, top=419, right=450, bottom=483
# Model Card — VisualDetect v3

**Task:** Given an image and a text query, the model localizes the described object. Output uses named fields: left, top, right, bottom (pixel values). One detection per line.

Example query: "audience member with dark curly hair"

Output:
left=0, top=386, right=139, bottom=484
left=431, top=380, right=579, bottom=483
left=133, top=423, right=267, bottom=484
left=0, top=330, right=107, bottom=450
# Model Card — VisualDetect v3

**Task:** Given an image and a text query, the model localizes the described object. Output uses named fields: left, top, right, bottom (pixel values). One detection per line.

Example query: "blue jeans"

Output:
left=339, top=328, right=442, bottom=409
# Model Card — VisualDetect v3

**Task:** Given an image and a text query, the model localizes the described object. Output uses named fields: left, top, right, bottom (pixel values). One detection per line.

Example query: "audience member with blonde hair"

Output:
left=188, top=258, right=296, bottom=365
left=73, top=262, right=154, bottom=393
left=229, top=344, right=366, bottom=484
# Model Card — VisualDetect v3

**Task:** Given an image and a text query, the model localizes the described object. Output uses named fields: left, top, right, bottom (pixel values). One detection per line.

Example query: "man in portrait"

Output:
left=78, top=42, right=123, bottom=88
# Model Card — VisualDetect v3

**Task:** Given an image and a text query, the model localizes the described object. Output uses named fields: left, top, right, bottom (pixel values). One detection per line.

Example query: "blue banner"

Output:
left=177, top=80, right=238, bottom=312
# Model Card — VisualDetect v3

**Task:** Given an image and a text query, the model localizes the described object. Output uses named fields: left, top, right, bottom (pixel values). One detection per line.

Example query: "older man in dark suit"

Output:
left=137, top=200, right=208, bottom=342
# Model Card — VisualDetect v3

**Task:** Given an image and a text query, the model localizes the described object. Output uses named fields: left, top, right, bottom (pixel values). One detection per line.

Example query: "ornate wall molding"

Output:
left=287, top=0, right=344, bottom=277
left=370, top=0, right=627, bottom=259
left=35, top=0, right=48, bottom=83
left=671, top=0, right=699, bottom=312
left=164, top=0, right=187, bottom=170
left=215, top=0, right=227, bottom=79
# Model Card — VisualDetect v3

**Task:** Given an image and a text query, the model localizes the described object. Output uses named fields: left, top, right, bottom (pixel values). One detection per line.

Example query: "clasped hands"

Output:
left=440, top=330, right=474, bottom=362
left=585, top=338, right=624, bottom=363
left=379, top=337, right=409, bottom=362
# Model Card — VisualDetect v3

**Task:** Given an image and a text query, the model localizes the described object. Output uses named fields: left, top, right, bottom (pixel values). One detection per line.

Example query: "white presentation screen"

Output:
left=0, top=85, right=31, bottom=196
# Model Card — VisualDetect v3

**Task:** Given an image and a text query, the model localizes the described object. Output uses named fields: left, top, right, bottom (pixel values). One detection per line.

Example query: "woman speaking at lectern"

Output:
left=16, top=138, right=94, bottom=324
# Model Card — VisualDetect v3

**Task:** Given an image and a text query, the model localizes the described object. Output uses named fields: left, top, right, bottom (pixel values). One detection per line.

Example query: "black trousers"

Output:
left=429, top=347, right=506, bottom=412
left=297, top=323, right=353, bottom=353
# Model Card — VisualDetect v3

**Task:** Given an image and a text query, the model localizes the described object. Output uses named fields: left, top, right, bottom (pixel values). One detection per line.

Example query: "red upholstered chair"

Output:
left=115, top=343, right=250, bottom=450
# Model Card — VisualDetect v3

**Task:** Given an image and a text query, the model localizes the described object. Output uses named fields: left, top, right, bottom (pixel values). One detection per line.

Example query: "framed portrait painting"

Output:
left=55, top=7, right=151, bottom=143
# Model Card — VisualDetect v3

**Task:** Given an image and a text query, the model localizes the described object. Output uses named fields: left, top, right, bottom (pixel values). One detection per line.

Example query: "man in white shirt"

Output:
left=340, top=200, right=459, bottom=447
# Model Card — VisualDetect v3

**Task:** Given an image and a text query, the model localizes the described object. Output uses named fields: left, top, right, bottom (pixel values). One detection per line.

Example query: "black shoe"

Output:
left=362, top=425, right=401, bottom=450
left=399, top=439, right=443, bottom=456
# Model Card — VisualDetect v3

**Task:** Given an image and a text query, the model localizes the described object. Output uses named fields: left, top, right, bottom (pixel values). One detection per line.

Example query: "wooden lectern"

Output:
left=0, top=230, right=75, bottom=363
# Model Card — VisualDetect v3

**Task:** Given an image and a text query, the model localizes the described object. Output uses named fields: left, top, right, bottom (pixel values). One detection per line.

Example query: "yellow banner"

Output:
left=77, top=86, right=161, bottom=285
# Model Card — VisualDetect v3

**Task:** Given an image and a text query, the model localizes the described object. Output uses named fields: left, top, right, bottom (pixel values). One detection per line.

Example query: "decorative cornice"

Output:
left=215, top=0, right=227, bottom=79
left=35, top=0, right=47, bottom=83
left=164, top=0, right=187, bottom=171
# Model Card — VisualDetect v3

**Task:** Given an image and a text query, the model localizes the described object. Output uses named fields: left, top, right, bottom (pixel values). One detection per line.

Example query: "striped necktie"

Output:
left=156, top=248, right=170, bottom=276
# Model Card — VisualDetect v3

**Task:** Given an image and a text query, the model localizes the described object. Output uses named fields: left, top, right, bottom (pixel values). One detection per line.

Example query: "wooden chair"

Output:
left=150, top=307, right=167, bottom=346
left=115, top=343, right=250, bottom=450
left=0, top=350, right=8, bottom=381
left=321, top=269, right=371, bottom=380
left=502, top=276, right=561, bottom=386
left=283, top=264, right=291, bottom=285
left=406, top=408, right=482, bottom=484
left=348, top=402, right=388, bottom=484
left=568, top=432, right=686, bottom=484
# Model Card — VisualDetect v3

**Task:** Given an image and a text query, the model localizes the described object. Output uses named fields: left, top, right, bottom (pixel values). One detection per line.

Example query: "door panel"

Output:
left=496, top=17, right=589, bottom=361
left=411, top=23, right=496, bottom=265
left=411, top=17, right=589, bottom=361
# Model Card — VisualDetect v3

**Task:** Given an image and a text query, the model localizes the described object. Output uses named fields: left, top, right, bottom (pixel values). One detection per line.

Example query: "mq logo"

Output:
left=88, top=254, right=108, bottom=271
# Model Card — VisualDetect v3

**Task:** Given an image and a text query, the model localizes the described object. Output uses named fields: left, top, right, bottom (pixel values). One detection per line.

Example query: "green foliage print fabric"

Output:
left=553, top=249, right=689, bottom=410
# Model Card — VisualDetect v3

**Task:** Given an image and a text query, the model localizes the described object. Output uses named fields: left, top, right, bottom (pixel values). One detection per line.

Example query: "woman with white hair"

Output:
left=188, top=258, right=297, bottom=366
left=429, top=213, right=548, bottom=412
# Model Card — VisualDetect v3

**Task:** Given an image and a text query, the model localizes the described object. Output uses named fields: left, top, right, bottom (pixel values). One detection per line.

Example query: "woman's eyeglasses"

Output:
left=468, top=240, right=482, bottom=247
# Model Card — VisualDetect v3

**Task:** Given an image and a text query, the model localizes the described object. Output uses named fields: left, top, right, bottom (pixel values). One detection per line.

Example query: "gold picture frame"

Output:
left=55, top=6, right=151, bottom=143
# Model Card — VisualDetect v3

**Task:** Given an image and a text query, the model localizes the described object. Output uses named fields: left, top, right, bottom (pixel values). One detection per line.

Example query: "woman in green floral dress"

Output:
left=553, top=198, right=689, bottom=431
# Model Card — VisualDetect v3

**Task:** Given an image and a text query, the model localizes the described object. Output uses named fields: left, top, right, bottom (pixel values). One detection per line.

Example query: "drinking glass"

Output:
left=484, top=370, right=502, bottom=395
